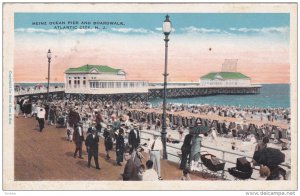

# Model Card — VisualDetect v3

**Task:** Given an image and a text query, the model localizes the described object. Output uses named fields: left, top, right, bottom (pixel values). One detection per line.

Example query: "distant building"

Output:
left=199, top=60, right=253, bottom=87
left=64, top=64, right=148, bottom=94
left=199, top=72, right=251, bottom=87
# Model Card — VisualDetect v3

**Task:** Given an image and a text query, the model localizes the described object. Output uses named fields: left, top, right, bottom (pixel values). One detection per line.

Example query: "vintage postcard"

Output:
left=2, top=2, right=297, bottom=191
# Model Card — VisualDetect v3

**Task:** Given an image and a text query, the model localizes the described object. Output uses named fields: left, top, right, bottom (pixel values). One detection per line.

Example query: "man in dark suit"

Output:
left=68, top=107, right=81, bottom=141
left=121, top=149, right=139, bottom=181
left=115, top=127, right=125, bottom=166
left=73, top=122, right=84, bottom=159
left=180, top=132, right=193, bottom=170
left=85, top=128, right=100, bottom=170
left=128, top=123, right=140, bottom=149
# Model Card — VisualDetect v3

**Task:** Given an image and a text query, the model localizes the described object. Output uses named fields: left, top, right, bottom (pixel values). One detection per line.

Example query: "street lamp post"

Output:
left=161, top=15, right=172, bottom=160
left=46, top=49, right=52, bottom=102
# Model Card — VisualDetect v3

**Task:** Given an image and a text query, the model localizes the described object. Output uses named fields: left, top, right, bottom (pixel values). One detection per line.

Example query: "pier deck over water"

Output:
left=14, top=83, right=261, bottom=100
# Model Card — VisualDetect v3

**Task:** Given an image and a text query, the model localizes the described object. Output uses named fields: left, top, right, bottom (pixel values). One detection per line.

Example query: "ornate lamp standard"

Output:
left=161, top=15, right=172, bottom=159
left=46, top=49, right=52, bottom=102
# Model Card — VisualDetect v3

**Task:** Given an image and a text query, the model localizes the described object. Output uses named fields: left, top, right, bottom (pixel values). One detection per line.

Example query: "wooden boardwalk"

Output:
left=14, top=117, right=210, bottom=181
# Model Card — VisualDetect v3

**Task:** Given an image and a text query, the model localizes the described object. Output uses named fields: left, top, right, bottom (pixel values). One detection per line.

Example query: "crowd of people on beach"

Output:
left=14, top=95, right=291, bottom=181
left=153, top=102, right=291, bottom=124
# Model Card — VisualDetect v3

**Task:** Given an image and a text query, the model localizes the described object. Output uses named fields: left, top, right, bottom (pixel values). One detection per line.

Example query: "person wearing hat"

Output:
left=115, top=128, right=125, bottom=166
left=37, top=106, right=46, bottom=132
left=179, top=131, right=193, bottom=170
left=73, top=121, right=84, bottom=159
left=190, top=131, right=202, bottom=171
left=128, top=123, right=140, bottom=150
left=148, top=133, right=163, bottom=180
left=68, top=107, right=81, bottom=141
left=103, top=125, right=113, bottom=160
left=85, top=128, right=100, bottom=170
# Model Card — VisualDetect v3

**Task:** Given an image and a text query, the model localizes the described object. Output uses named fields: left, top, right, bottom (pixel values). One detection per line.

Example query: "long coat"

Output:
left=128, top=129, right=140, bottom=149
left=116, top=134, right=125, bottom=162
left=103, top=129, right=113, bottom=151
left=68, top=110, right=81, bottom=127
left=73, top=126, right=84, bottom=143
left=85, top=133, right=99, bottom=155
left=190, top=135, right=201, bottom=161
left=122, top=158, right=139, bottom=181
left=179, top=133, right=193, bottom=169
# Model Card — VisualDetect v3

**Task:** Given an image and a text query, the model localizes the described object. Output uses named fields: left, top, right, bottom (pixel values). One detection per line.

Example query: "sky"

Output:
left=14, top=13, right=290, bottom=83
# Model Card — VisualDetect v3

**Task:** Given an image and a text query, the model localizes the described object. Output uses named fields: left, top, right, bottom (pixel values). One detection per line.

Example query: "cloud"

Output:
left=180, top=26, right=222, bottom=33
left=15, top=28, right=69, bottom=34
left=229, top=26, right=289, bottom=34
left=110, top=27, right=152, bottom=33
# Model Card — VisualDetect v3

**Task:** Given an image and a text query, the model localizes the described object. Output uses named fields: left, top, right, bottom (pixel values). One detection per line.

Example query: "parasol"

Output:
left=253, top=147, right=285, bottom=167
left=189, top=125, right=209, bottom=135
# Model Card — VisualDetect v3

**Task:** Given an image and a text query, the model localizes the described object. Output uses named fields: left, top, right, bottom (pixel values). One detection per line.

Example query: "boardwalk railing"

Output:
left=15, top=87, right=65, bottom=96
left=140, top=129, right=291, bottom=181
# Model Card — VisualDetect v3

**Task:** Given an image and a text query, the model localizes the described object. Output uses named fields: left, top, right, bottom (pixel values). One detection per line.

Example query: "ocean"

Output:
left=149, top=84, right=290, bottom=109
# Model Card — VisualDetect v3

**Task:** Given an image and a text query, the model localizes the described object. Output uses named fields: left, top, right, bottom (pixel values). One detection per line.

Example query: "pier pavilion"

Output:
left=64, top=64, right=149, bottom=101
left=14, top=63, right=261, bottom=101
left=199, top=72, right=252, bottom=87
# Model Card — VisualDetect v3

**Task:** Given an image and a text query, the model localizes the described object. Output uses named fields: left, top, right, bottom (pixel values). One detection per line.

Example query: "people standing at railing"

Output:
left=190, top=132, right=202, bottom=171
left=148, top=133, right=163, bottom=180
left=179, top=132, right=193, bottom=170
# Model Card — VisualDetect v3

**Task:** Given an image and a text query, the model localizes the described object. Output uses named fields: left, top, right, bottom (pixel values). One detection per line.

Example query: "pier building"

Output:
left=15, top=62, right=261, bottom=101
left=64, top=64, right=149, bottom=96
left=199, top=59, right=254, bottom=87
left=199, top=72, right=251, bottom=87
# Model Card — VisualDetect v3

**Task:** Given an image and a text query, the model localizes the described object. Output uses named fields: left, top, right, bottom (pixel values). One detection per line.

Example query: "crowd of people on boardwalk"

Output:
left=14, top=96, right=290, bottom=181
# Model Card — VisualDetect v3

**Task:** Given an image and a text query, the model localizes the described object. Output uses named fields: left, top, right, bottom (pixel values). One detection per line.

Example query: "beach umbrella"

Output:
left=189, top=125, right=209, bottom=135
left=253, top=147, right=285, bottom=167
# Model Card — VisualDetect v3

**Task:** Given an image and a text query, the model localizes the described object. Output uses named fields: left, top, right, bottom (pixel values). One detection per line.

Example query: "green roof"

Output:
left=65, top=64, right=123, bottom=74
left=200, top=72, right=250, bottom=80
